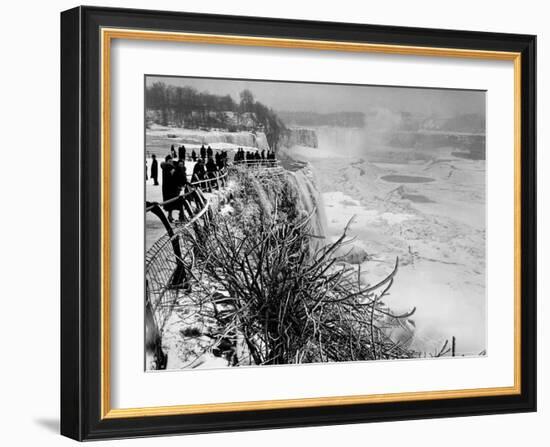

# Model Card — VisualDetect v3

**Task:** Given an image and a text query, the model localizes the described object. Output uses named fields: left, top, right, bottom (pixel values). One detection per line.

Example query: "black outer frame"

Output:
left=60, top=5, right=537, bottom=441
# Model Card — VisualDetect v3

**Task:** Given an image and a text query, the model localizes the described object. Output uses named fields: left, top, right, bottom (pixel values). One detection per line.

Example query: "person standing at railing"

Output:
left=175, top=159, right=188, bottom=188
left=150, top=154, right=159, bottom=185
left=160, top=155, right=180, bottom=223
left=178, top=145, right=186, bottom=162
left=200, top=144, right=206, bottom=160
left=192, top=158, right=206, bottom=183
left=206, top=155, right=216, bottom=170
left=174, top=159, right=189, bottom=221
left=191, top=149, right=197, bottom=162
left=233, top=148, right=240, bottom=164
left=206, top=145, right=213, bottom=160
left=170, top=144, right=177, bottom=160
left=261, top=149, right=266, bottom=160
left=214, top=151, right=225, bottom=170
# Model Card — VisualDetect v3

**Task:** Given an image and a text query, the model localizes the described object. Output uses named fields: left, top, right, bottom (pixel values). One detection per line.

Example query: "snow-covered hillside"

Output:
left=146, top=124, right=269, bottom=158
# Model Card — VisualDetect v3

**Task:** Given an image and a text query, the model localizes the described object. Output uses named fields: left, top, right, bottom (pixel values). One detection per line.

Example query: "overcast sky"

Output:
left=146, top=75, right=485, bottom=117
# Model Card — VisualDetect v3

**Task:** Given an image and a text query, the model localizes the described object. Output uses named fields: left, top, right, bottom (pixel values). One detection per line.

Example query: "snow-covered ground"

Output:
left=286, top=130, right=486, bottom=357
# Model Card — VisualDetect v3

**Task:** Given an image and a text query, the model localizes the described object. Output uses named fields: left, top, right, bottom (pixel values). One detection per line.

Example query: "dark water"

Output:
left=381, top=175, right=435, bottom=184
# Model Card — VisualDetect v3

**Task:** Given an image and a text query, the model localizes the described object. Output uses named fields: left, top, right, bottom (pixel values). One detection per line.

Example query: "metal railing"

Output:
left=189, top=167, right=229, bottom=192
left=233, top=159, right=280, bottom=167
left=145, top=186, right=210, bottom=329
left=144, top=158, right=280, bottom=368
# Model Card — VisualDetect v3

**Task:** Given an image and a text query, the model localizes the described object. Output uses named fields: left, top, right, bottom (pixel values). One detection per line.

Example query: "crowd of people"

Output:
left=146, top=144, right=277, bottom=223
left=146, top=144, right=230, bottom=222
left=233, top=147, right=276, bottom=164
left=190, top=145, right=229, bottom=182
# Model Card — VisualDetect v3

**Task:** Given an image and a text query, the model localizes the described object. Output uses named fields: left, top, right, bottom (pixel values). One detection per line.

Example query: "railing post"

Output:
left=145, top=282, right=168, bottom=370
left=181, top=196, right=193, bottom=220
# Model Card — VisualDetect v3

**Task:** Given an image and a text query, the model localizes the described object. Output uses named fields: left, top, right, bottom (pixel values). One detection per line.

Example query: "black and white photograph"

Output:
left=144, top=76, right=486, bottom=371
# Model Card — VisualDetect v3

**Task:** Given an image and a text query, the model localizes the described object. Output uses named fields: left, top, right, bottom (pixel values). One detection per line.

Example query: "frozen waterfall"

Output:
left=286, top=167, right=328, bottom=243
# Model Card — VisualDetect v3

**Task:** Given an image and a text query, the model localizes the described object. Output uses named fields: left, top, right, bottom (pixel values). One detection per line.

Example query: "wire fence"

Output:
left=145, top=187, right=210, bottom=330
left=189, top=167, right=229, bottom=192
left=144, top=161, right=279, bottom=340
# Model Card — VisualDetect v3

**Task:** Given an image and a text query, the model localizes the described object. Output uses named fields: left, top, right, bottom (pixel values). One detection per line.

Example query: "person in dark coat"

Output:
left=175, top=159, right=188, bottom=188
left=261, top=149, right=266, bottom=160
left=174, top=159, right=189, bottom=220
left=191, top=150, right=197, bottom=162
left=170, top=144, right=177, bottom=159
left=206, top=156, right=217, bottom=173
left=206, top=145, right=213, bottom=159
left=150, top=154, right=158, bottom=185
left=200, top=144, right=206, bottom=160
left=160, top=156, right=181, bottom=222
left=217, top=151, right=226, bottom=169
left=192, top=158, right=206, bottom=182
left=178, top=145, right=186, bottom=162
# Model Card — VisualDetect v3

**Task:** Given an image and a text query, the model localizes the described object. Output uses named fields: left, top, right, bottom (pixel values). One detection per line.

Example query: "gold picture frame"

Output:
left=61, top=6, right=536, bottom=440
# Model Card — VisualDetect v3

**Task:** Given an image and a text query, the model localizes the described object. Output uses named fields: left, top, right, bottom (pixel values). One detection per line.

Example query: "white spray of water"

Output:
left=306, top=109, right=405, bottom=158
left=286, top=167, right=328, bottom=242
left=315, top=126, right=366, bottom=158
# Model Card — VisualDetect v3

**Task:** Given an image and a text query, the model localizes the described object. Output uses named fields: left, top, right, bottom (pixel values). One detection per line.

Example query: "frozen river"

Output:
left=285, top=135, right=487, bottom=357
